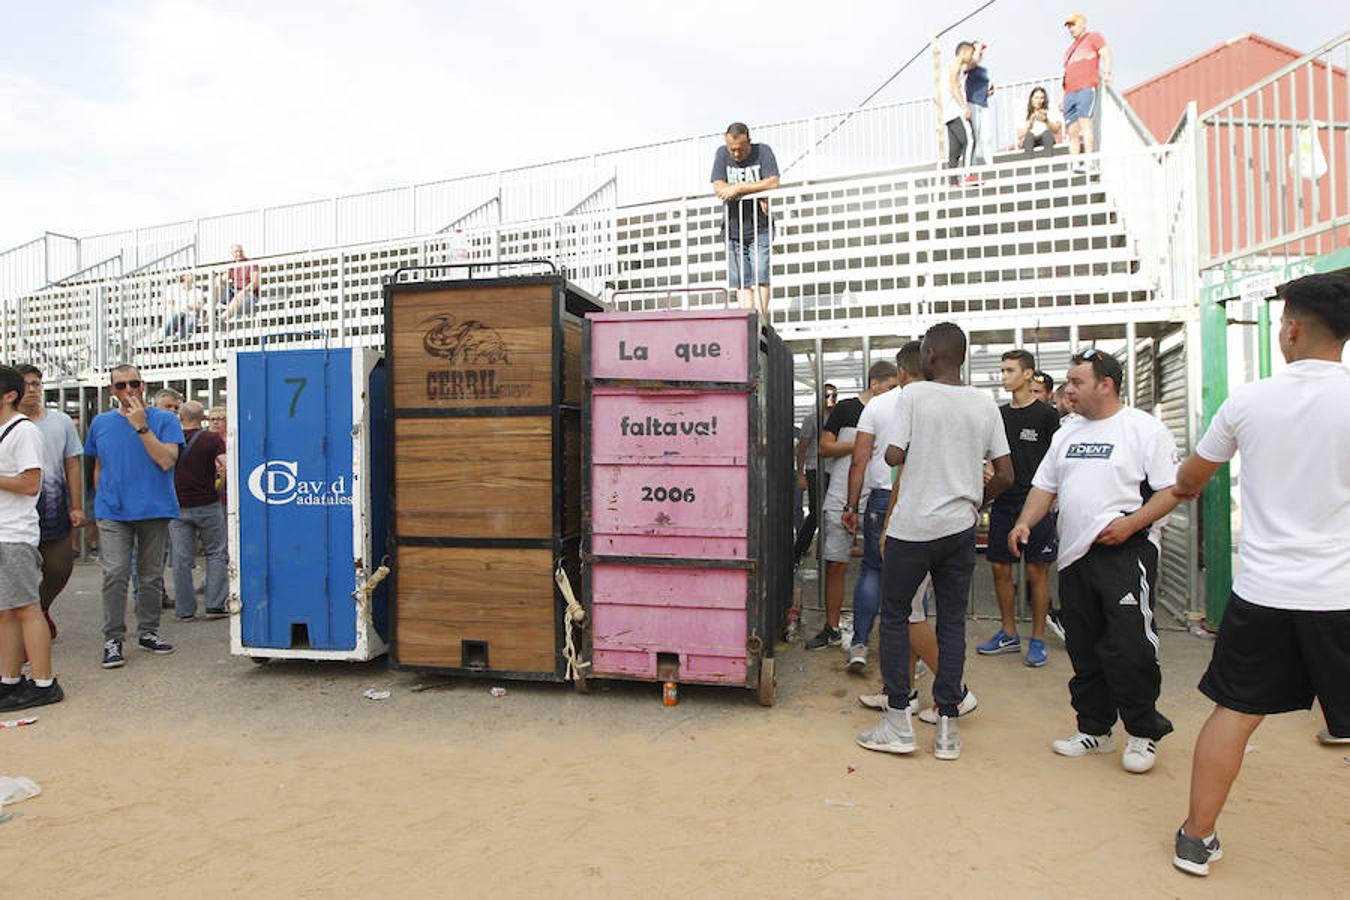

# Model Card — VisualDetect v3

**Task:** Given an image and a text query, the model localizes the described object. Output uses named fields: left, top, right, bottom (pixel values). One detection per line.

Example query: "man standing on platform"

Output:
left=1168, top=273, right=1349, bottom=876
left=711, top=122, right=779, bottom=317
left=1010, top=349, right=1179, bottom=774
left=1061, top=12, right=1112, bottom=167
left=978, top=350, right=1061, bottom=667
left=858, top=324, right=1011, bottom=760
left=16, top=365, right=85, bottom=640
left=805, top=362, right=897, bottom=651
left=84, top=366, right=183, bottom=668
left=170, top=401, right=229, bottom=621
left=966, top=42, right=996, bottom=167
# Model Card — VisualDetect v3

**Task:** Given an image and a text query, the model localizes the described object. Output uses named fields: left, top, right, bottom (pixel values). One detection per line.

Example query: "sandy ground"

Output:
left=2, top=562, right=1347, bottom=899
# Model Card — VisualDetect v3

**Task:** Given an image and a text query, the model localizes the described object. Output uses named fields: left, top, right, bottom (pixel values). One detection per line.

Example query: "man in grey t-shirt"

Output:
left=857, top=323, right=1012, bottom=761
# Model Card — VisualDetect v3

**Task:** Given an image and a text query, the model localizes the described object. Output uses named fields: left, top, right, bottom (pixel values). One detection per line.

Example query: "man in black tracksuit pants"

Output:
left=1010, top=349, right=1181, bottom=774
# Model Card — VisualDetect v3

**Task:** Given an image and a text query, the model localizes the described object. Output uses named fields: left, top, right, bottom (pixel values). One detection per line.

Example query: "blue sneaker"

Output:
left=976, top=630, right=1020, bottom=655
left=1024, top=638, right=1048, bottom=667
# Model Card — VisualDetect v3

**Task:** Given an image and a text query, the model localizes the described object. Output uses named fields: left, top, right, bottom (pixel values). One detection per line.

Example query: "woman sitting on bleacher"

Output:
left=1018, top=87, right=1062, bottom=157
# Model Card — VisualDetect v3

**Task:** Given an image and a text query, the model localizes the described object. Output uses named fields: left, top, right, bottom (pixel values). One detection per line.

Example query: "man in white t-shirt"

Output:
left=0, top=365, right=65, bottom=713
left=1010, top=349, right=1180, bottom=775
left=857, top=324, right=1012, bottom=761
left=806, top=361, right=898, bottom=650
left=842, top=343, right=932, bottom=675
left=1167, top=273, right=1350, bottom=877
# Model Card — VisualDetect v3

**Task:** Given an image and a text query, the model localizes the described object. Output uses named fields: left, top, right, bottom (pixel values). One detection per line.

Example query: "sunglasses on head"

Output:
left=1078, top=348, right=1107, bottom=362
left=1030, top=374, right=1050, bottom=384
left=113, top=379, right=143, bottom=390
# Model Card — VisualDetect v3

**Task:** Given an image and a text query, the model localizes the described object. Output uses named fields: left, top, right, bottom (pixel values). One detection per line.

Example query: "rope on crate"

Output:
left=356, top=564, right=391, bottom=618
left=554, top=564, right=591, bottom=682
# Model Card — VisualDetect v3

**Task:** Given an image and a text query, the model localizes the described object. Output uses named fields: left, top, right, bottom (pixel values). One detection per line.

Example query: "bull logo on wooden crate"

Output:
left=419, top=313, right=522, bottom=402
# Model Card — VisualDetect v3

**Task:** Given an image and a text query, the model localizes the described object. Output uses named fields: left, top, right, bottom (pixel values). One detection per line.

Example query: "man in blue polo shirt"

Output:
left=84, top=365, right=184, bottom=669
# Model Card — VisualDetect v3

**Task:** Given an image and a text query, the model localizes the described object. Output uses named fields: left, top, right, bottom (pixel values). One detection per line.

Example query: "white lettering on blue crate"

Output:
left=247, top=460, right=353, bottom=506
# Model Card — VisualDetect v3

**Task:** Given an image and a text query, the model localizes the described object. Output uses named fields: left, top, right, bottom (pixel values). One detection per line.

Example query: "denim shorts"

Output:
left=726, top=229, right=771, bottom=289
left=1063, top=87, right=1097, bottom=125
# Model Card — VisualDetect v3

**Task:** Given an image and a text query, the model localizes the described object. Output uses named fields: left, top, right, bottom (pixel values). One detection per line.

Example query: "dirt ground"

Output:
left=3, top=562, right=1347, bottom=899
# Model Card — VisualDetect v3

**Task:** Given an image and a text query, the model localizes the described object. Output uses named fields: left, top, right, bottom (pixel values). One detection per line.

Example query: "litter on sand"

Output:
left=489, top=687, right=508, bottom=698
left=0, top=776, right=41, bottom=806
left=362, top=689, right=391, bottom=701
left=824, top=798, right=856, bottom=808
left=0, top=717, right=38, bottom=730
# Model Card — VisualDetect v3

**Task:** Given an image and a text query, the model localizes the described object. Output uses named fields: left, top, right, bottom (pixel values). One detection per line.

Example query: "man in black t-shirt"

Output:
left=711, top=122, right=779, bottom=318
left=977, top=350, right=1060, bottom=666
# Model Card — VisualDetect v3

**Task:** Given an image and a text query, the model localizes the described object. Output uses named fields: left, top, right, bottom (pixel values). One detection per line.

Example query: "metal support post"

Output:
left=1257, top=301, right=1272, bottom=379
left=1200, top=284, right=1232, bottom=627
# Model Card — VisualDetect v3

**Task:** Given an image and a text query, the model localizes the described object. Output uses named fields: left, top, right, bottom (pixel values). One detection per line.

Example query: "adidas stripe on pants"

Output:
left=1058, top=532, right=1174, bottom=741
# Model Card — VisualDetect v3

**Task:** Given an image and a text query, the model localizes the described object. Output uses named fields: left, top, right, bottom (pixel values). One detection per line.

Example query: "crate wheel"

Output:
left=250, top=656, right=272, bottom=666
left=757, top=656, right=775, bottom=707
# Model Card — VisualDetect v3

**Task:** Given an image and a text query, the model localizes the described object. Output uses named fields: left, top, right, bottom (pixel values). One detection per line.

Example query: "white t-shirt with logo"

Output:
left=883, top=382, right=1010, bottom=542
left=856, top=386, right=903, bottom=496
left=1196, top=359, right=1350, bottom=612
left=1032, top=406, right=1179, bottom=571
left=0, top=415, right=45, bottom=546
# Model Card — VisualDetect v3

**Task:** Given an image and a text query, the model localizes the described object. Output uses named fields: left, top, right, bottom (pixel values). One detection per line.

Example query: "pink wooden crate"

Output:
left=590, top=563, right=748, bottom=684
left=591, top=533, right=747, bottom=560
left=590, top=388, right=748, bottom=464
left=588, top=309, right=753, bottom=383
left=590, top=464, right=747, bottom=539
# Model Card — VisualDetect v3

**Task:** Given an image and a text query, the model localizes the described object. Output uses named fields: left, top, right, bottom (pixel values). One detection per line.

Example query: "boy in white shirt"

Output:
left=0, top=364, right=65, bottom=712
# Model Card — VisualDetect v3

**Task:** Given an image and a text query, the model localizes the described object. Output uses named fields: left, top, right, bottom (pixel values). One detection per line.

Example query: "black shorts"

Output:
left=1199, top=593, right=1350, bottom=719
left=986, top=503, right=1058, bottom=565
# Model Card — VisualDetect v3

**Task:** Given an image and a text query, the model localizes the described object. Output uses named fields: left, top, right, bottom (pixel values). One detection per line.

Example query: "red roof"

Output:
left=1124, top=33, right=1309, bottom=141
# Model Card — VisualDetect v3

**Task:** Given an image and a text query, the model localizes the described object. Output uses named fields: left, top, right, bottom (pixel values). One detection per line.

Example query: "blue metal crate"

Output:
left=228, top=347, right=388, bottom=661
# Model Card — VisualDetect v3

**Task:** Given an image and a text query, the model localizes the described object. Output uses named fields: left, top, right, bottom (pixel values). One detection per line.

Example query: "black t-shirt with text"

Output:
left=995, top=399, right=1061, bottom=508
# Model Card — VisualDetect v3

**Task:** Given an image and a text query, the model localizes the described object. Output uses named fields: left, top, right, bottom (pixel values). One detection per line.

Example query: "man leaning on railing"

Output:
left=711, top=122, right=778, bottom=318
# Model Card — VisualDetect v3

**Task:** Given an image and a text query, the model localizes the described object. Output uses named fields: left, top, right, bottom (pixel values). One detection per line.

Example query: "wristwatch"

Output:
left=136, top=425, right=150, bottom=434
left=843, top=505, right=858, bottom=513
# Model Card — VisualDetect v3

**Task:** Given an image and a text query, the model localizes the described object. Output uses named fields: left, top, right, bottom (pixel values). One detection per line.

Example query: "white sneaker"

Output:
left=1122, top=735, right=1159, bottom=773
left=846, top=644, right=867, bottom=673
left=918, top=687, right=979, bottom=724
left=857, top=708, right=917, bottom=755
left=858, top=689, right=918, bottom=713
left=1052, top=731, right=1115, bottom=757
left=934, top=715, right=961, bottom=760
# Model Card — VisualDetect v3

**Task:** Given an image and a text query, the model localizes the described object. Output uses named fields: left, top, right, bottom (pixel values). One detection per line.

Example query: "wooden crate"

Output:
left=385, top=272, right=601, bottom=681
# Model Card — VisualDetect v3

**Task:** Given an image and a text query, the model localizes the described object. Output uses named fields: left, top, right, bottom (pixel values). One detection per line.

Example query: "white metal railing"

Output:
left=2, top=140, right=1191, bottom=381
left=3, top=74, right=1072, bottom=300
left=1189, top=30, right=1350, bottom=268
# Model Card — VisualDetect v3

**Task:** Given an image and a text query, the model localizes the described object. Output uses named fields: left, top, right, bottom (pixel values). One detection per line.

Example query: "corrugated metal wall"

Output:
left=1156, top=338, right=1194, bottom=622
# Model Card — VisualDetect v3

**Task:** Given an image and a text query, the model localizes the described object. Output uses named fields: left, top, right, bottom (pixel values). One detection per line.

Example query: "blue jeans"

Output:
left=726, top=229, right=771, bottom=289
left=850, top=490, right=890, bottom=648
left=170, top=504, right=228, bottom=616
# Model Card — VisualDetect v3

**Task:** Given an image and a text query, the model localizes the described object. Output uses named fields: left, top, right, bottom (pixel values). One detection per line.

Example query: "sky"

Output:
left=0, top=0, right=1339, bottom=250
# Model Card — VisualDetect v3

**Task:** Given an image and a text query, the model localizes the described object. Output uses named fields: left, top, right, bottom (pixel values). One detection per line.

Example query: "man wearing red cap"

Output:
left=1061, top=12, right=1112, bottom=166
